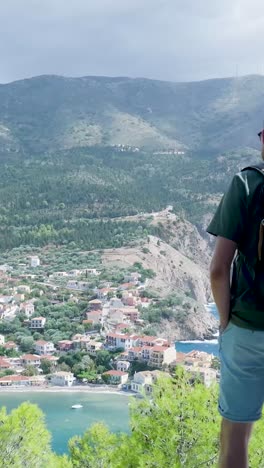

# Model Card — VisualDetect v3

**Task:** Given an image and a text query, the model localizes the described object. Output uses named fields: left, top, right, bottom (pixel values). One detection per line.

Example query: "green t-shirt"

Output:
left=207, top=168, right=264, bottom=330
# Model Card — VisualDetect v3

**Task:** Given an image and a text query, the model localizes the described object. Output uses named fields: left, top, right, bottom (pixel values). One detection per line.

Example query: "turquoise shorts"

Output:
left=219, top=321, right=264, bottom=422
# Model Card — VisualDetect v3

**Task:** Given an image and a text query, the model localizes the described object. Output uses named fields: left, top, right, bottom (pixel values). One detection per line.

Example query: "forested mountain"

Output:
left=0, top=144, right=259, bottom=252
left=0, top=74, right=263, bottom=153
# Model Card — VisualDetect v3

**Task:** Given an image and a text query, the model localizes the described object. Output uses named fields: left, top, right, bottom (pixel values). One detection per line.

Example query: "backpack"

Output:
left=233, top=163, right=264, bottom=305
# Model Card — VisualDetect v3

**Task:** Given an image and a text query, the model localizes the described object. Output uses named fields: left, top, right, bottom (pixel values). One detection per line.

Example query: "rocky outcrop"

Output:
left=102, top=232, right=218, bottom=339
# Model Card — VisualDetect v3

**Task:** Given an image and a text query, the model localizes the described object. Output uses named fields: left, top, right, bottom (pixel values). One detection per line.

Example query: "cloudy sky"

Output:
left=0, top=0, right=263, bottom=83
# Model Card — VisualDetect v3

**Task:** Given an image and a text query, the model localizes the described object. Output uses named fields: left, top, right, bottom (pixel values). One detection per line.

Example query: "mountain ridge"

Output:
left=0, top=73, right=264, bottom=154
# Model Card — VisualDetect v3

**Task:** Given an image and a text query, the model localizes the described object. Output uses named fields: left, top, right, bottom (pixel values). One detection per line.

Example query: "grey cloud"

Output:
left=0, top=0, right=264, bottom=83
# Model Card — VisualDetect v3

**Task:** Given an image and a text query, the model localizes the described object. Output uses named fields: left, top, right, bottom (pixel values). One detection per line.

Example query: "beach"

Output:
left=0, top=384, right=135, bottom=395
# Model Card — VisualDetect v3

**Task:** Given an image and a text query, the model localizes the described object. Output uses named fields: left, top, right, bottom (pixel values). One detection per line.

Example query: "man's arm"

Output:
left=210, top=236, right=237, bottom=330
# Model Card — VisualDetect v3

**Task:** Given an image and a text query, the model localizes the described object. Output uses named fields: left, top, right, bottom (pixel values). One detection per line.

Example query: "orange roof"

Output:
left=139, top=336, right=156, bottom=342
left=107, top=333, right=131, bottom=339
left=103, top=370, right=128, bottom=376
left=151, top=346, right=168, bottom=352
left=128, top=347, right=142, bottom=353
left=0, top=375, right=30, bottom=382
left=87, top=310, right=102, bottom=316
left=176, top=352, right=187, bottom=359
left=22, top=354, right=40, bottom=361
left=115, top=323, right=129, bottom=329
left=35, top=340, right=49, bottom=346
left=3, top=341, right=17, bottom=348
left=83, top=319, right=93, bottom=324
left=39, top=355, right=59, bottom=361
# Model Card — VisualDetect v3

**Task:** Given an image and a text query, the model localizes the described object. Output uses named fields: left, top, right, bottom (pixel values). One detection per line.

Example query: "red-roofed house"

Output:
left=102, top=370, right=129, bottom=386
left=57, top=340, right=73, bottom=352
left=21, top=354, right=41, bottom=368
left=137, top=336, right=157, bottom=347
left=122, top=308, right=140, bottom=323
left=0, top=374, right=45, bottom=387
left=114, top=323, right=130, bottom=332
left=127, top=346, right=143, bottom=361
left=137, top=336, right=170, bottom=348
left=149, top=346, right=176, bottom=369
left=86, top=310, right=103, bottom=324
left=0, top=357, right=11, bottom=370
left=3, top=341, right=18, bottom=352
left=39, top=355, right=59, bottom=364
left=88, top=299, right=102, bottom=310
left=106, top=333, right=139, bottom=350
left=83, top=319, right=93, bottom=326
left=122, top=296, right=135, bottom=306
left=175, top=352, right=187, bottom=364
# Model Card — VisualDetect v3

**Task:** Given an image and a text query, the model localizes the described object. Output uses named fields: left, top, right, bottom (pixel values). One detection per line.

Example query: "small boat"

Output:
left=71, top=404, right=83, bottom=409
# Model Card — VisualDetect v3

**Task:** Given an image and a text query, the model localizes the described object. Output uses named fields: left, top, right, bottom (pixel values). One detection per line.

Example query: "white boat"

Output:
left=71, top=404, right=83, bottom=409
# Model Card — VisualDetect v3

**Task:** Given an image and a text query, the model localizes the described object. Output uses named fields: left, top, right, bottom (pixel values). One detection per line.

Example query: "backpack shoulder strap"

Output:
left=241, top=163, right=264, bottom=262
left=242, top=163, right=264, bottom=177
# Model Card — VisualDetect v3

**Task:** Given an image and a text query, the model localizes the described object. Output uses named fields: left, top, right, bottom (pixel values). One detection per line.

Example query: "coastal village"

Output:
left=0, top=251, right=218, bottom=394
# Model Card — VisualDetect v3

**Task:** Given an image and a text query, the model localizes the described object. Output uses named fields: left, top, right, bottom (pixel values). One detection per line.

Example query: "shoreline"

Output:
left=0, top=385, right=135, bottom=396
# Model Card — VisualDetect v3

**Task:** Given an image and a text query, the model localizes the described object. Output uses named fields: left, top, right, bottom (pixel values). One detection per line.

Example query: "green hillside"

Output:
left=0, top=144, right=260, bottom=251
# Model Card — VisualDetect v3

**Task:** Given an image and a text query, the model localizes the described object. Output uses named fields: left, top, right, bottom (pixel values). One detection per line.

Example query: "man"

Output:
left=207, top=140, right=264, bottom=468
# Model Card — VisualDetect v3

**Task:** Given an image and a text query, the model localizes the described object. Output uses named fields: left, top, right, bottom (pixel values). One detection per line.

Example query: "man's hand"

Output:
left=219, top=320, right=229, bottom=334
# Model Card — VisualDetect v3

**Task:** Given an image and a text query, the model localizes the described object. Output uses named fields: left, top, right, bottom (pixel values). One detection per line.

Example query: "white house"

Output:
left=131, top=371, right=154, bottom=394
left=0, top=334, right=5, bottom=345
left=29, top=256, right=40, bottom=268
left=86, top=268, right=100, bottom=276
left=116, top=360, right=130, bottom=372
left=148, top=346, right=176, bottom=369
left=35, top=340, right=55, bottom=356
left=17, top=285, right=31, bottom=294
left=50, top=271, right=67, bottom=279
left=131, top=370, right=170, bottom=394
left=106, top=333, right=139, bottom=351
left=67, top=280, right=90, bottom=291
left=85, top=341, right=104, bottom=355
left=184, top=366, right=218, bottom=387
left=30, top=317, right=46, bottom=329
left=50, top=371, right=75, bottom=387
left=102, top=370, right=129, bottom=386
left=20, top=301, right=35, bottom=318
left=68, top=270, right=82, bottom=276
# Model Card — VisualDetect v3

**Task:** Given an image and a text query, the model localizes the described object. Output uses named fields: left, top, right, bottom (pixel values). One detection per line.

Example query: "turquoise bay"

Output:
left=0, top=392, right=130, bottom=454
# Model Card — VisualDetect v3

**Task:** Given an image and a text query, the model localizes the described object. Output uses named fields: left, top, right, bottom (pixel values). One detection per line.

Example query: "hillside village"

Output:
left=0, top=250, right=218, bottom=393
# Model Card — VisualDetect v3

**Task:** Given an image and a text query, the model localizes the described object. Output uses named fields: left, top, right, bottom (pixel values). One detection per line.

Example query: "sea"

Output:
left=175, top=303, right=219, bottom=357
left=0, top=392, right=130, bottom=454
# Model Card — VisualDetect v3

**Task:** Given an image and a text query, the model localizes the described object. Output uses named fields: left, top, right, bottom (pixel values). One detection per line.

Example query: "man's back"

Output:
left=207, top=166, right=264, bottom=329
